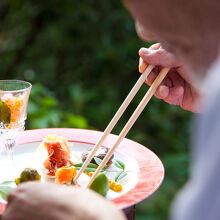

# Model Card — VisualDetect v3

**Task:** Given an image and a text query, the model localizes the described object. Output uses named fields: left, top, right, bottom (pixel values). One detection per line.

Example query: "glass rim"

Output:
left=0, top=80, right=32, bottom=93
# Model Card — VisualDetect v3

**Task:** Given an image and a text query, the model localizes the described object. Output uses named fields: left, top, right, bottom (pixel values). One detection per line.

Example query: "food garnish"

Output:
left=112, top=159, right=127, bottom=182
left=55, top=166, right=77, bottom=184
left=114, top=171, right=127, bottom=182
left=15, top=168, right=41, bottom=185
left=112, top=159, right=125, bottom=171
left=109, top=179, right=123, bottom=192
left=82, top=147, right=114, bottom=167
left=42, top=135, right=71, bottom=176
left=74, top=163, right=100, bottom=173
left=0, top=181, right=14, bottom=200
left=85, top=172, right=123, bottom=192
left=78, top=156, right=126, bottom=193
left=89, top=173, right=109, bottom=197
left=84, top=172, right=94, bottom=177
left=0, top=134, right=127, bottom=201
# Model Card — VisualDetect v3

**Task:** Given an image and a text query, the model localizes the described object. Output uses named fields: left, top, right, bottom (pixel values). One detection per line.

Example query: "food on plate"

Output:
left=85, top=172, right=123, bottom=192
left=109, top=179, right=123, bottom=192
left=0, top=181, right=14, bottom=200
left=89, top=173, right=109, bottom=197
left=84, top=172, right=94, bottom=177
left=42, top=135, right=72, bottom=176
left=82, top=147, right=114, bottom=167
left=0, top=134, right=125, bottom=202
left=15, top=168, right=41, bottom=185
left=0, top=130, right=131, bottom=209
left=55, top=166, right=77, bottom=184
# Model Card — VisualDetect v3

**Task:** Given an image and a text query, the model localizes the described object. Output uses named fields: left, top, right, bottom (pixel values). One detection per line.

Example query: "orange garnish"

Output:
left=55, top=166, right=77, bottom=184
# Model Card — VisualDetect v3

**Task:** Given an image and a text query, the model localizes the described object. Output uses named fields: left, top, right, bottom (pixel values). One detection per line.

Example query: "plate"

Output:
left=0, top=128, right=164, bottom=212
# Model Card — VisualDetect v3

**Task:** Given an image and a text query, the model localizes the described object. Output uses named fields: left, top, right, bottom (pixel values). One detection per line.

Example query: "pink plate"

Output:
left=0, top=128, right=164, bottom=212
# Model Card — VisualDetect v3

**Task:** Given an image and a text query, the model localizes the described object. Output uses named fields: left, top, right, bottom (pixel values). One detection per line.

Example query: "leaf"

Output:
left=94, top=157, right=107, bottom=169
left=0, top=180, right=14, bottom=200
left=0, top=180, right=14, bottom=185
left=0, top=99, right=11, bottom=124
left=112, top=159, right=125, bottom=170
left=0, top=186, right=12, bottom=200
left=115, top=171, right=127, bottom=182
left=74, top=163, right=105, bottom=173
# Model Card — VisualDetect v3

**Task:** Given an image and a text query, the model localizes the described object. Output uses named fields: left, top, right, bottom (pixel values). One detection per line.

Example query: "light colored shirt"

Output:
left=170, top=54, right=220, bottom=220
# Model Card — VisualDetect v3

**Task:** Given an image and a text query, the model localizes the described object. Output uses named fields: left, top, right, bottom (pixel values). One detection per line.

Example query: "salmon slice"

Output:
left=43, top=135, right=71, bottom=176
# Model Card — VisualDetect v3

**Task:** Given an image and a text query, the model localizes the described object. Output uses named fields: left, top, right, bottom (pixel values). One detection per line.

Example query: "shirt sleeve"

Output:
left=170, top=60, right=220, bottom=220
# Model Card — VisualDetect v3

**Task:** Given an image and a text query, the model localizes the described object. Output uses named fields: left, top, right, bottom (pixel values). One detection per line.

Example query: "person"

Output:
left=123, top=2, right=220, bottom=219
left=2, top=0, right=220, bottom=219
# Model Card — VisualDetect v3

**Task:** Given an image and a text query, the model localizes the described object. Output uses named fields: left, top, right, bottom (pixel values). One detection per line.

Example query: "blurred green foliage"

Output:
left=0, top=0, right=192, bottom=219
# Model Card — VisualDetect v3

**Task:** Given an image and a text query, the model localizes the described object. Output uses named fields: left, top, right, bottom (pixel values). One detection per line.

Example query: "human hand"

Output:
left=139, top=43, right=201, bottom=113
left=2, top=182, right=126, bottom=220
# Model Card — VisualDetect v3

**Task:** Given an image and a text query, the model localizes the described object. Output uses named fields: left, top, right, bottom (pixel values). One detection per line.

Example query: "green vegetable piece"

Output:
left=15, top=168, right=41, bottom=185
left=0, top=180, right=14, bottom=185
left=0, top=180, right=14, bottom=200
left=74, top=163, right=99, bottom=173
left=94, top=157, right=107, bottom=169
left=0, top=99, right=11, bottom=124
left=75, top=167, right=98, bottom=173
left=0, top=186, right=12, bottom=200
left=74, top=163, right=98, bottom=169
left=89, top=173, right=109, bottom=197
left=115, top=171, right=127, bottom=182
left=112, top=159, right=125, bottom=170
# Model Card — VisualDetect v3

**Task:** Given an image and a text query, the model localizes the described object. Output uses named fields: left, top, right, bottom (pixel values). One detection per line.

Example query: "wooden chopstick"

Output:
left=74, top=64, right=154, bottom=182
left=86, top=67, right=169, bottom=188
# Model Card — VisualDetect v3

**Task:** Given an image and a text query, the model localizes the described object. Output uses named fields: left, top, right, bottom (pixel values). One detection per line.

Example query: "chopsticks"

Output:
left=74, top=66, right=170, bottom=188
left=74, top=64, right=154, bottom=182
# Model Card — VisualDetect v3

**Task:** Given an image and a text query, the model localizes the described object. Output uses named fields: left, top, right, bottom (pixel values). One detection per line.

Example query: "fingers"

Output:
left=137, top=44, right=198, bottom=111
left=146, top=69, right=172, bottom=87
left=145, top=67, right=172, bottom=99
left=3, top=188, right=25, bottom=220
left=146, top=70, right=157, bottom=85
left=138, top=44, right=184, bottom=102
left=145, top=73, right=171, bottom=100
left=154, top=85, right=169, bottom=99
left=144, top=69, right=185, bottom=103
left=7, top=189, right=17, bottom=205
left=139, top=57, right=147, bottom=73
left=149, top=43, right=161, bottom=50
left=162, top=70, right=185, bottom=105
left=138, top=43, right=182, bottom=84
left=138, top=43, right=161, bottom=73
left=139, top=47, right=181, bottom=68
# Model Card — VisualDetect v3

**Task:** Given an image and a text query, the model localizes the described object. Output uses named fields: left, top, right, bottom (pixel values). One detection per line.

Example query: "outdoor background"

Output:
left=0, top=1, right=192, bottom=219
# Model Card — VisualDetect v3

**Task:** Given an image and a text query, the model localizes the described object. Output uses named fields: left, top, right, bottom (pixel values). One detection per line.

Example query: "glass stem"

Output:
left=5, top=138, right=15, bottom=160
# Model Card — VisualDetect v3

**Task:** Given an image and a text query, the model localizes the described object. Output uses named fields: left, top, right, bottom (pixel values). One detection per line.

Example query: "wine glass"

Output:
left=0, top=80, right=32, bottom=159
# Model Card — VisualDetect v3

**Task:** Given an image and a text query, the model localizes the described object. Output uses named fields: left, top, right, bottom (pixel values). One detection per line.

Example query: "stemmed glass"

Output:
left=0, top=80, right=32, bottom=159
